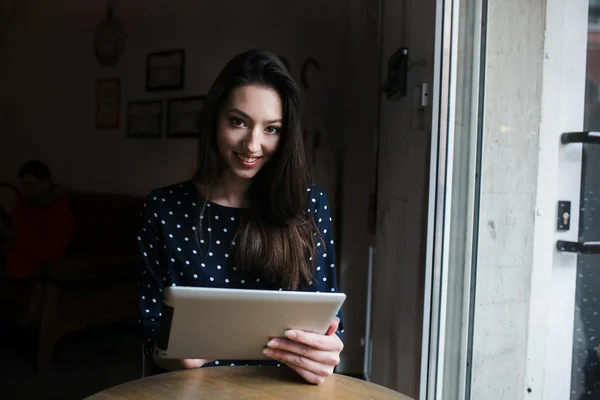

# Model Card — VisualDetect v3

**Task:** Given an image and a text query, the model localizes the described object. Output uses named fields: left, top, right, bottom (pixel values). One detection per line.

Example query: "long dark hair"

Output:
left=194, top=49, right=319, bottom=290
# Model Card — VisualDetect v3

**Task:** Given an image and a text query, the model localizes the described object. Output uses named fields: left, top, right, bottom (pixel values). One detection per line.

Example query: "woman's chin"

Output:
left=233, top=170, right=258, bottom=180
left=227, top=165, right=261, bottom=181
left=226, top=158, right=265, bottom=180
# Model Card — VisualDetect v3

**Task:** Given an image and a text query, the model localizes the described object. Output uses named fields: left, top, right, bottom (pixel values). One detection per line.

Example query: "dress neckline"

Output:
left=185, top=180, right=246, bottom=212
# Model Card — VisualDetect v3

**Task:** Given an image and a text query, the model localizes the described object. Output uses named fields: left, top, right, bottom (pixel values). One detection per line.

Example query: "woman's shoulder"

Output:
left=306, top=183, right=332, bottom=217
left=145, top=180, right=194, bottom=199
left=307, top=182, right=329, bottom=203
left=142, top=180, right=196, bottom=210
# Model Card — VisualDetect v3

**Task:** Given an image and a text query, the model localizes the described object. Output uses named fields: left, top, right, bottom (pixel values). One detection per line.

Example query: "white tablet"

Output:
left=155, top=286, right=346, bottom=361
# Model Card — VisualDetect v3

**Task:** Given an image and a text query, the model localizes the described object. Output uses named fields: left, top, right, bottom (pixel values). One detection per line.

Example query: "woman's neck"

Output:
left=201, top=170, right=251, bottom=208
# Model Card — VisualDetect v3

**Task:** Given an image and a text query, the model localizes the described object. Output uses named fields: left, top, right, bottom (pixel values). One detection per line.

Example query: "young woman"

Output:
left=137, top=49, right=343, bottom=385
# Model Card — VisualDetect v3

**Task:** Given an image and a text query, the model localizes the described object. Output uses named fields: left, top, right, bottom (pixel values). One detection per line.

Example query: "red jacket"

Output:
left=4, top=188, right=74, bottom=279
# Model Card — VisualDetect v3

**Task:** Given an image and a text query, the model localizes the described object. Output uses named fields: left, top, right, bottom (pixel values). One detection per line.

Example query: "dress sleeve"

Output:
left=137, top=194, right=167, bottom=357
left=309, top=187, right=344, bottom=340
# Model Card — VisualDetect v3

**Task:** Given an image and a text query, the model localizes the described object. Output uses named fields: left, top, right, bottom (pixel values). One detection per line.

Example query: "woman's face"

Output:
left=216, top=84, right=282, bottom=181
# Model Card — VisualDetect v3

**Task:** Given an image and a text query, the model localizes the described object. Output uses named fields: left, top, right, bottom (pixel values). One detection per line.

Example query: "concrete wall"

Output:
left=470, top=0, right=545, bottom=398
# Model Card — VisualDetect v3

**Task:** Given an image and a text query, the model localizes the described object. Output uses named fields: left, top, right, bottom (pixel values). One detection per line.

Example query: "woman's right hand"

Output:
left=180, top=359, right=213, bottom=369
left=153, top=357, right=213, bottom=371
left=153, top=346, right=213, bottom=371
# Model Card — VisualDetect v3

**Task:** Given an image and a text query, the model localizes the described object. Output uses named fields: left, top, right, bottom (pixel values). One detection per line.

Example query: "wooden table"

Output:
left=86, top=366, right=413, bottom=400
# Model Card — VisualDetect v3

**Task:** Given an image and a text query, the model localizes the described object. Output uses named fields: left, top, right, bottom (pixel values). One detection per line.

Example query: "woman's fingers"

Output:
left=263, top=347, right=334, bottom=379
left=266, top=338, right=340, bottom=366
left=282, top=328, right=344, bottom=353
left=325, top=317, right=340, bottom=336
left=284, top=363, right=329, bottom=385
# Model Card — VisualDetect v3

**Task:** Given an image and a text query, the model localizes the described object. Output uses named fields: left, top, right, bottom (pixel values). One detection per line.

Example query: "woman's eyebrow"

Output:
left=229, top=108, right=251, bottom=120
left=229, top=108, right=281, bottom=124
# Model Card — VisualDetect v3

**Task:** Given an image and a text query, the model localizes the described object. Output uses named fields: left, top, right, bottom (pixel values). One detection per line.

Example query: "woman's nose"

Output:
left=243, top=128, right=261, bottom=154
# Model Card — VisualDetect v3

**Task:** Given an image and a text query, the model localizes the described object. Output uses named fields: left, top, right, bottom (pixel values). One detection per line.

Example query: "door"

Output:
left=369, top=0, right=436, bottom=398
left=541, top=0, right=600, bottom=399
left=568, top=4, right=600, bottom=397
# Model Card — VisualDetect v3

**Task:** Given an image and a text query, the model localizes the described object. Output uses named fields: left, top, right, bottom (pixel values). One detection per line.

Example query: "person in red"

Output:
left=0, top=161, right=74, bottom=280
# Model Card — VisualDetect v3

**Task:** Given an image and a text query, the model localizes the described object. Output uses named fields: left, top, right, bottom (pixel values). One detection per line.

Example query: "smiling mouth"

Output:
left=235, top=152, right=261, bottom=163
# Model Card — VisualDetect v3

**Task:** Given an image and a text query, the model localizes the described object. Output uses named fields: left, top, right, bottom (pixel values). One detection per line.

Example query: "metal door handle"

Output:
left=557, top=240, right=600, bottom=254
left=561, top=131, right=600, bottom=145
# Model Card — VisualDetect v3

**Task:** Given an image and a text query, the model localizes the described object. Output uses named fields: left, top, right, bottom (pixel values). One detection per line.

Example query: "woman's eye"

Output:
left=229, top=118, right=245, bottom=127
left=265, top=126, right=281, bottom=135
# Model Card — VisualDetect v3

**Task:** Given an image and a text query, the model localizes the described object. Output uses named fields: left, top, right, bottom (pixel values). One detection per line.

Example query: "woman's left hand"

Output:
left=264, top=317, right=343, bottom=385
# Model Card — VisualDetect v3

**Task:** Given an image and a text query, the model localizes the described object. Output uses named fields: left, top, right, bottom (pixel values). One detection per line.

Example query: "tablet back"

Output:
left=156, top=287, right=346, bottom=361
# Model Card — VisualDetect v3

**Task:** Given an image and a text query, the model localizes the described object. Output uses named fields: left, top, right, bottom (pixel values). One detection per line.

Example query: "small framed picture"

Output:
left=146, top=50, right=185, bottom=91
left=166, top=96, right=205, bottom=138
left=96, top=78, right=120, bottom=128
left=127, top=100, right=163, bottom=138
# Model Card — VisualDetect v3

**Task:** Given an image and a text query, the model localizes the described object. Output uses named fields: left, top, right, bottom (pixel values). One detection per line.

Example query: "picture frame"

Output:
left=166, top=96, right=205, bottom=138
left=95, top=78, right=120, bottom=128
left=127, top=100, right=163, bottom=138
left=146, top=50, right=185, bottom=91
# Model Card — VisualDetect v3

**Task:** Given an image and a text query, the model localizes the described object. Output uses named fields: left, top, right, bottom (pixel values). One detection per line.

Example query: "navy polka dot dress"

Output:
left=137, top=180, right=343, bottom=369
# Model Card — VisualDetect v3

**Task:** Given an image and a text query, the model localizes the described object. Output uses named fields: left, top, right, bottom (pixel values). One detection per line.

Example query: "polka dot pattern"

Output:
left=137, top=180, right=343, bottom=367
